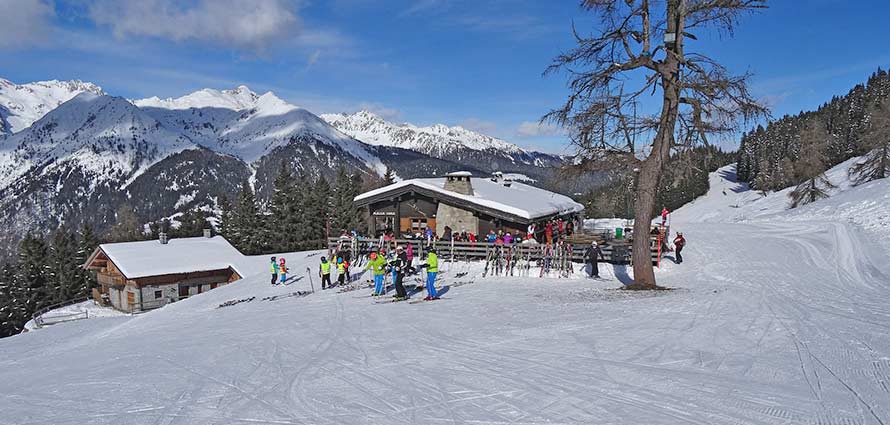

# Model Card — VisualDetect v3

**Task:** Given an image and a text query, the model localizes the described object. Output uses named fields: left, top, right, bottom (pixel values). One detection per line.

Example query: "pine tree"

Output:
left=383, top=166, right=395, bottom=185
left=106, top=205, right=143, bottom=242
left=217, top=195, right=233, bottom=242
left=77, top=224, right=100, bottom=293
left=305, top=176, right=332, bottom=249
left=175, top=210, right=210, bottom=238
left=849, top=98, right=890, bottom=185
left=16, top=234, right=51, bottom=320
left=269, top=165, right=299, bottom=252
left=48, top=228, right=81, bottom=303
left=331, top=167, right=352, bottom=234
left=233, top=181, right=261, bottom=254
left=0, top=262, right=21, bottom=337
left=789, top=122, right=837, bottom=208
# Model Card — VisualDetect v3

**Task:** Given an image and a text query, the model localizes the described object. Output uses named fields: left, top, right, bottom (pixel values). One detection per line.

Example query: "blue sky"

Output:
left=1, top=0, right=889, bottom=153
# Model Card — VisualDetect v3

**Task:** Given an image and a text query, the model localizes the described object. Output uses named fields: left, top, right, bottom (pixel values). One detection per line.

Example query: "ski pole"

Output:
left=306, top=267, right=315, bottom=293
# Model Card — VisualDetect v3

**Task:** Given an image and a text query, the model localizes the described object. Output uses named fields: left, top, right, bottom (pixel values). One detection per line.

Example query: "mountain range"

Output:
left=0, top=78, right=570, bottom=258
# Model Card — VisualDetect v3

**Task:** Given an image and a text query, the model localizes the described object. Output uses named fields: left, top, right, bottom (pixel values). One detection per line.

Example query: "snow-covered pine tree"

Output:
left=849, top=98, right=890, bottom=185
left=789, top=122, right=837, bottom=208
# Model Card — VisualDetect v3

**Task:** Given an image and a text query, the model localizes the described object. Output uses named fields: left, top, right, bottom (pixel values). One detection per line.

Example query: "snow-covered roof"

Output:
left=446, top=171, right=473, bottom=177
left=355, top=177, right=584, bottom=220
left=95, top=236, right=244, bottom=279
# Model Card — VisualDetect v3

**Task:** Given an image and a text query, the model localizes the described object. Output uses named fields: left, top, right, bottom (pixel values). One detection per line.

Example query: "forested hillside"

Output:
left=738, top=69, right=890, bottom=192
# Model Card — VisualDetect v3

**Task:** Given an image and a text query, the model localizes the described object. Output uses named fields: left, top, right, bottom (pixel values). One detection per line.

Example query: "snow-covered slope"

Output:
left=4, top=213, right=890, bottom=424
left=671, top=157, right=890, bottom=247
left=0, top=78, right=105, bottom=136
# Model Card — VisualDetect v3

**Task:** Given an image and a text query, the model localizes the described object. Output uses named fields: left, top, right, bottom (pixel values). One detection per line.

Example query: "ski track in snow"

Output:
left=2, top=173, right=890, bottom=423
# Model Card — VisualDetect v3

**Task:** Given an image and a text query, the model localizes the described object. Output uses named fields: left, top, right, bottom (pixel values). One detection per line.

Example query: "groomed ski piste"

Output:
left=2, top=159, right=890, bottom=424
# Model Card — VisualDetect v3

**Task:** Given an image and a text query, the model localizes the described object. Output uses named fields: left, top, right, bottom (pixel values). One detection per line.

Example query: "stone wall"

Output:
left=436, top=202, right=478, bottom=235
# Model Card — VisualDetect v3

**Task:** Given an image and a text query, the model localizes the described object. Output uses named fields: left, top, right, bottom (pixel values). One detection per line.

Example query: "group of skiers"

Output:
left=269, top=257, right=289, bottom=285
left=315, top=242, right=440, bottom=301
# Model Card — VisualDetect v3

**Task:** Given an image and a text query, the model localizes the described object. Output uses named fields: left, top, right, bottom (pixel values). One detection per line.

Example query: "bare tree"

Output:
left=849, top=98, right=890, bottom=185
left=788, top=121, right=836, bottom=208
left=546, top=0, right=769, bottom=289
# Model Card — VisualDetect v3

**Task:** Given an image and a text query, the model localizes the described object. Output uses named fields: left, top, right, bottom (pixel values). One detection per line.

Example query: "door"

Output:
left=126, top=291, right=135, bottom=309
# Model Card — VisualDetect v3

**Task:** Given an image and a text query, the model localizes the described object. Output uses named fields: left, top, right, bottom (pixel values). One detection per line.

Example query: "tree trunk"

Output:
left=629, top=0, right=683, bottom=289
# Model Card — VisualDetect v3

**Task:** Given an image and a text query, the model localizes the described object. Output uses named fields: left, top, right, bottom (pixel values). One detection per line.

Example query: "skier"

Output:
left=405, top=242, right=415, bottom=274
left=420, top=247, right=440, bottom=300
left=673, top=232, right=686, bottom=264
left=336, top=256, right=347, bottom=286
left=661, top=206, right=670, bottom=226
left=319, top=257, right=332, bottom=290
left=487, top=230, right=497, bottom=243
left=388, top=246, right=409, bottom=300
left=584, top=241, right=605, bottom=278
left=270, top=257, right=279, bottom=285
left=278, top=258, right=288, bottom=285
left=365, top=251, right=388, bottom=296
left=504, top=232, right=513, bottom=244
left=545, top=221, right=554, bottom=245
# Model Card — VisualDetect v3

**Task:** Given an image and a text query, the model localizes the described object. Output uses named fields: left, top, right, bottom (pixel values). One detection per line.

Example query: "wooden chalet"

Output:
left=83, top=234, right=244, bottom=313
left=354, top=171, right=584, bottom=237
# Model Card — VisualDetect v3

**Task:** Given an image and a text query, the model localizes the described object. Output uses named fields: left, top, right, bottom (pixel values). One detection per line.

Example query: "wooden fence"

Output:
left=328, top=236, right=660, bottom=265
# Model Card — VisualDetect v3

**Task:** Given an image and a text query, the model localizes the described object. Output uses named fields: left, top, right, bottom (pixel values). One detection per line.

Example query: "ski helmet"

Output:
left=370, top=252, right=377, bottom=259
left=271, top=257, right=276, bottom=262
left=428, top=247, right=436, bottom=254
left=396, top=245, right=403, bottom=251
left=338, top=257, right=343, bottom=263
left=321, top=256, right=327, bottom=262
left=279, top=258, right=286, bottom=264
left=591, top=241, right=598, bottom=247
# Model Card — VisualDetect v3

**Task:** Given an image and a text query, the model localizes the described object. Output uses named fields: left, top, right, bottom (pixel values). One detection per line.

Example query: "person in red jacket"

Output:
left=673, top=232, right=686, bottom=264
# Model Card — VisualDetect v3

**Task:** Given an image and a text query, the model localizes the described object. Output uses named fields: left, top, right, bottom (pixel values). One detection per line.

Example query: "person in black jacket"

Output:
left=584, top=241, right=605, bottom=278
left=388, top=245, right=409, bottom=299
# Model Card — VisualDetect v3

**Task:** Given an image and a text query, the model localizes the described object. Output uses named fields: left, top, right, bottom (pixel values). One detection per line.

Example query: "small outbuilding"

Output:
left=354, top=171, right=584, bottom=237
left=83, top=235, right=244, bottom=313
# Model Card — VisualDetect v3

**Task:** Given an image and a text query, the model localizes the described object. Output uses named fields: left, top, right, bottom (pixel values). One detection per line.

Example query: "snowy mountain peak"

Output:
left=321, top=110, right=525, bottom=155
left=0, top=77, right=106, bottom=135
left=134, top=85, right=267, bottom=111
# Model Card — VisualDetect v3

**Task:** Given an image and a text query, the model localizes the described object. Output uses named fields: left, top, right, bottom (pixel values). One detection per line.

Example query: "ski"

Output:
left=217, top=297, right=255, bottom=308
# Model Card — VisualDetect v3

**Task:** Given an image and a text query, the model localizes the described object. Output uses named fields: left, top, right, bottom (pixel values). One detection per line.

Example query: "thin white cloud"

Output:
left=87, top=0, right=302, bottom=52
left=516, top=121, right=563, bottom=138
left=0, top=0, right=55, bottom=49
left=399, top=0, right=440, bottom=18
left=461, top=117, right=497, bottom=135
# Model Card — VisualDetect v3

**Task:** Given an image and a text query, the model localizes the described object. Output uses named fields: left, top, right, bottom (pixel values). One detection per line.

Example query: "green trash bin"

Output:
left=615, top=227, right=623, bottom=239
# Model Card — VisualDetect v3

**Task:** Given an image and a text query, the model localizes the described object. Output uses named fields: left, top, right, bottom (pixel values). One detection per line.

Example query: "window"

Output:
left=411, top=218, right=428, bottom=231
left=154, top=290, right=162, bottom=298
left=126, top=291, right=135, bottom=306
left=179, top=285, right=189, bottom=297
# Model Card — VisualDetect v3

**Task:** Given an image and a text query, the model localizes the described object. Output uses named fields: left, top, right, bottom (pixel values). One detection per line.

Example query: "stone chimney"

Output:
left=203, top=228, right=212, bottom=238
left=159, top=232, right=169, bottom=245
left=444, top=171, right=474, bottom=195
